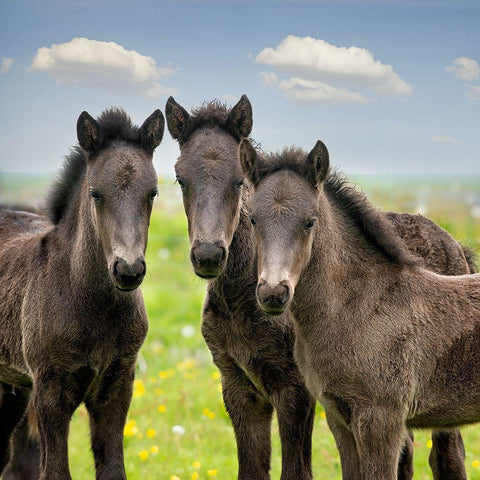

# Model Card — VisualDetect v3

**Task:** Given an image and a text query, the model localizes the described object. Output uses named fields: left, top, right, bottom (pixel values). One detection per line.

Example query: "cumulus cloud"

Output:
left=255, top=35, right=412, bottom=104
left=446, top=57, right=480, bottom=82
left=1, top=57, right=14, bottom=74
left=429, top=135, right=460, bottom=144
left=259, top=71, right=371, bottom=105
left=28, top=37, right=177, bottom=97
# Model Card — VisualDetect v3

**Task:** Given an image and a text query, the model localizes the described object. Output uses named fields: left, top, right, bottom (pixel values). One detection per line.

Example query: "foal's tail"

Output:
left=461, top=244, right=478, bottom=274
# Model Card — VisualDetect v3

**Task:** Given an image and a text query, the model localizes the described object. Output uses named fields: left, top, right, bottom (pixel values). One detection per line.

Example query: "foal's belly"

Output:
left=0, top=363, right=32, bottom=388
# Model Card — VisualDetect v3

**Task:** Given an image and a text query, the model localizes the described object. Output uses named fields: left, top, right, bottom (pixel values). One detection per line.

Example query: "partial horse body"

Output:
left=241, top=139, right=479, bottom=480
left=166, top=96, right=472, bottom=480
left=0, top=108, right=164, bottom=479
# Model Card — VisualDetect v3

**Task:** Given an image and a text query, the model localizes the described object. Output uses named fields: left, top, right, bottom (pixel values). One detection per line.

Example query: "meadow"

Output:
left=1, top=173, right=479, bottom=479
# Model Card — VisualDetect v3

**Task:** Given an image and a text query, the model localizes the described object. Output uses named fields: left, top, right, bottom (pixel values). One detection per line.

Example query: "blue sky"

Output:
left=1, top=0, right=479, bottom=177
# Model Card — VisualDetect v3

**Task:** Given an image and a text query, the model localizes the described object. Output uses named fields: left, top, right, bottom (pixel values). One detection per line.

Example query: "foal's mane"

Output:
left=257, top=147, right=421, bottom=266
left=182, top=100, right=246, bottom=142
left=46, top=108, right=139, bottom=224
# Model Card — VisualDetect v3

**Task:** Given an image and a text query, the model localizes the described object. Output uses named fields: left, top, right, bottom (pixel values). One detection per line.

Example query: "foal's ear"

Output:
left=165, top=96, right=190, bottom=142
left=139, top=109, right=165, bottom=154
left=77, top=111, right=103, bottom=155
left=227, top=95, right=253, bottom=138
left=306, top=140, right=330, bottom=187
left=239, top=138, right=258, bottom=184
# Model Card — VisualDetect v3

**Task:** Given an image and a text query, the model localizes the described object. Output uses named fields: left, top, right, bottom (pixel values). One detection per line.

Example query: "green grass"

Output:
left=2, top=175, right=480, bottom=479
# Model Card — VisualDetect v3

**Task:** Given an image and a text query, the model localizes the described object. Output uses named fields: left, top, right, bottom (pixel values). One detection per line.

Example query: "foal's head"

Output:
left=240, top=139, right=329, bottom=314
left=166, top=95, right=252, bottom=278
left=76, top=108, right=164, bottom=290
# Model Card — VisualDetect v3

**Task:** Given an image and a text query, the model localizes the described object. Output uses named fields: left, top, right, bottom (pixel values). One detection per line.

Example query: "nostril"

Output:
left=219, top=246, right=227, bottom=263
left=280, top=283, right=290, bottom=305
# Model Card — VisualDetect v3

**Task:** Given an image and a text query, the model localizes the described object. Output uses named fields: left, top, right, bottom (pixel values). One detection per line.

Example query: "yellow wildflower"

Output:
left=139, top=450, right=149, bottom=461
left=124, top=420, right=138, bottom=437
left=426, top=439, right=433, bottom=449
left=133, top=379, right=146, bottom=398
left=191, top=473, right=199, bottom=480
left=211, top=371, right=221, bottom=380
left=192, top=461, right=201, bottom=469
left=150, top=445, right=159, bottom=454
left=207, top=469, right=218, bottom=476
left=146, top=428, right=157, bottom=438
left=473, top=460, right=480, bottom=468
left=320, top=411, right=326, bottom=420
left=170, top=476, right=181, bottom=480
left=158, top=404, right=167, bottom=413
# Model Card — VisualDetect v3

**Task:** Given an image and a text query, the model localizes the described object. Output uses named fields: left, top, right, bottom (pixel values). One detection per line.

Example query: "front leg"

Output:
left=271, top=378, right=315, bottom=480
left=352, top=405, right=406, bottom=480
left=219, top=358, right=274, bottom=480
left=32, top=368, right=90, bottom=480
left=85, top=359, right=135, bottom=480
left=324, top=408, right=360, bottom=480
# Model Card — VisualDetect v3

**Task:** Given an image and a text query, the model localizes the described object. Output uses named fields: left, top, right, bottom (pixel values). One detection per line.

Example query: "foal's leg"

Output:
left=32, top=368, right=92, bottom=480
left=397, top=430, right=414, bottom=480
left=2, top=407, right=41, bottom=480
left=429, top=430, right=467, bottom=480
left=85, top=360, right=135, bottom=480
left=0, top=383, right=30, bottom=474
left=352, top=406, right=406, bottom=480
left=325, top=409, right=360, bottom=480
left=272, top=380, right=315, bottom=480
left=219, top=358, right=274, bottom=480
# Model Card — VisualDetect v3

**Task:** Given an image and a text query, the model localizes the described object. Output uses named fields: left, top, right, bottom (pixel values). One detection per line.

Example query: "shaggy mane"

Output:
left=46, top=108, right=139, bottom=224
left=181, top=100, right=242, bottom=141
left=256, top=148, right=421, bottom=266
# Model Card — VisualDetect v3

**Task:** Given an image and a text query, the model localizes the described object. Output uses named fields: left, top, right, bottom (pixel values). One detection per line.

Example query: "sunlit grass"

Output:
left=1, top=174, right=479, bottom=479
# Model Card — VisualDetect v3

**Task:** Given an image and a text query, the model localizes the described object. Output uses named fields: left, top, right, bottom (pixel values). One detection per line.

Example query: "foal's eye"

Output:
left=305, top=218, right=317, bottom=230
left=250, top=216, right=257, bottom=227
left=176, top=177, right=186, bottom=189
left=235, top=179, right=244, bottom=189
left=90, top=191, right=102, bottom=203
left=149, top=189, right=158, bottom=202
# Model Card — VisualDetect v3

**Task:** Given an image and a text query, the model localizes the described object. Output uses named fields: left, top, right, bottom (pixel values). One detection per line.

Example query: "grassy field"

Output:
left=1, top=173, right=479, bottom=479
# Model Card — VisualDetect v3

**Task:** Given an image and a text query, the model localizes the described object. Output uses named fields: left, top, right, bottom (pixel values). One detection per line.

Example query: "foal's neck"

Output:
left=57, top=181, right=112, bottom=292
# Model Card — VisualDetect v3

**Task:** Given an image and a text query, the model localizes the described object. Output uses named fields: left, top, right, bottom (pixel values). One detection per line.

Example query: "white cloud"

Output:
left=446, top=57, right=479, bottom=82
left=255, top=35, right=412, bottom=97
left=28, top=37, right=177, bottom=97
left=466, top=84, right=480, bottom=101
left=260, top=71, right=372, bottom=105
left=429, top=135, right=460, bottom=144
left=1, top=57, right=14, bottom=74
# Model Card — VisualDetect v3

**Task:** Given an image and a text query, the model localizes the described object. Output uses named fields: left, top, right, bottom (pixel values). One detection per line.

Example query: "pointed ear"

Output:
left=227, top=94, right=253, bottom=139
left=77, top=111, right=103, bottom=155
left=306, top=140, right=329, bottom=187
left=239, top=138, right=258, bottom=184
left=139, top=109, right=165, bottom=154
left=165, top=96, right=190, bottom=141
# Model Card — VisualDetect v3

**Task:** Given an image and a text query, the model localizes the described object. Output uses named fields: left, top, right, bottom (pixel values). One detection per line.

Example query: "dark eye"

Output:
left=305, top=218, right=317, bottom=230
left=250, top=216, right=257, bottom=227
left=235, top=179, right=244, bottom=189
left=90, top=190, right=102, bottom=203
left=176, top=177, right=186, bottom=189
left=149, top=189, right=158, bottom=202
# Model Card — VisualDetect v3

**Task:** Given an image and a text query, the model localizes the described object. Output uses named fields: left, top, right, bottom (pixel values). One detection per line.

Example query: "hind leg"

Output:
left=429, top=430, right=467, bottom=480
left=397, top=430, right=414, bottom=480
left=2, top=405, right=40, bottom=480
left=0, top=383, right=30, bottom=474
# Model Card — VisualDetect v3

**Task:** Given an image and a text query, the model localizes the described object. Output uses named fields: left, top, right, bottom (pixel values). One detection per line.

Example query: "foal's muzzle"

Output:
left=190, top=240, right=227, bottom=278
left=112, top=257, right=146, bottom=291
left=256, top=280, right=291, bottom=315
